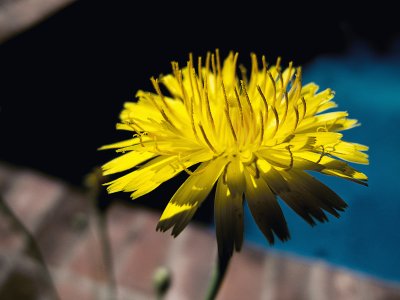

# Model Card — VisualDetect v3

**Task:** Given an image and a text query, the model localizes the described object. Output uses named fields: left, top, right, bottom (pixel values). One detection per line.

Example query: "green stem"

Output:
left=205, top=254, right=231, bottom=300
left=0, top=196, right=60, bottom=300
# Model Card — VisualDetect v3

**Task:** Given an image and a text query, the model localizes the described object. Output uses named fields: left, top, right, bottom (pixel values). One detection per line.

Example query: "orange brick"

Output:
left=3, top=171, right=64, bottom=232
left=115, top=209, right=173, bottom=294
left=332, top=269, right=363, bottom=300
left=165, top=224, right=216, bottom=300
left=217, top=247, right=266, bottom=300
left=362, top=279, right=400, bottom=300
left=67, top=217, right=108, bottom=283
left=107, top=203, right=147, bottom=259
left=35, top=191, right=90, bottom=267
left=308, top=261, right=334, bottom=300
left=277, top=255, right=311, bottom=300
left=55, top=272, right=98, bottom=300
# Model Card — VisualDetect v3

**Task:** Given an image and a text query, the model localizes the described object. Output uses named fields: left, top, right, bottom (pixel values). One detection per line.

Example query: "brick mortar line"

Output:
left=35, top=185, right=90, bottom=233
left=30, top=186, right=68, bottom=234
left=0, top=165, right=69, bottom=230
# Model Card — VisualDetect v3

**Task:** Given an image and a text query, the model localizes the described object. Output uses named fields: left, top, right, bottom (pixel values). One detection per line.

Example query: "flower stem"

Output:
left=205, top=254, right=231, bottom=300
left=85, top=168, right=117, bottom=300
left=96, top=209, right=117, bottom=300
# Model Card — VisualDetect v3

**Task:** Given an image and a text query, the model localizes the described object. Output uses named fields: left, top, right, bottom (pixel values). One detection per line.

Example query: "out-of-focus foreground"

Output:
left=0, top=0, right=75, bottom=43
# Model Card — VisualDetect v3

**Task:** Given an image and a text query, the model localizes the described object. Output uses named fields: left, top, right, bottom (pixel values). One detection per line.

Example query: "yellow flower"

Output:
left=100, top=51, right=368, bottom=258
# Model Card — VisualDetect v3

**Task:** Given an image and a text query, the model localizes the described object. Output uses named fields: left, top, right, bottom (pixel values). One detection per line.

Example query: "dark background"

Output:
left=0, top=2, right=399, bottom=220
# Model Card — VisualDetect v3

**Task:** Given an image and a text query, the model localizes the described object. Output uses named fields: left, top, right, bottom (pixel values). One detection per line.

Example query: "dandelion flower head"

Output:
left=100, top=51, right=368, bottom=258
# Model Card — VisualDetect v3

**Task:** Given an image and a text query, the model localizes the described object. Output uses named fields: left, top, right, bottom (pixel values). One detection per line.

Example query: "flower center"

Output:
left=239, top=149, right=254, bottom=163
left=225, top=148, right=255, bottom=164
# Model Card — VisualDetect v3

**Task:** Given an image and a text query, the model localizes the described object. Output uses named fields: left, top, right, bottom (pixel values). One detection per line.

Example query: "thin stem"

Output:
left=0, top=195, right=60, bottom=300
left=205, top=254, right=231, bottom=300
left=85, top=168, right=117, bottom=300
left=96, top=209, right=117, bottom=300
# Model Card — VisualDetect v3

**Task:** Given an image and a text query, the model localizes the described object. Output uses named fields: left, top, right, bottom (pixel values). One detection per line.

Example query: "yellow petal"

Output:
left=303, top=88, right=335, bottom=117
left=109, top=150, right=213, bottom=198
left=279, top=170, right=347, bottom=225
left=301, top=82, right=319, bottom=97
left=169, top=157, right=228, bottom=206
left=122, top=96, right=161, bottom=122
left=258, top=148, right=324, bottom=171
left=214, top=176, right=244, bottom=258
left=221, top=52, right=238, bottom=89
left=277, top=134, right=316, bottom=151
left=330, top=141, right=369, bottom=164
left=157, top=157, right=228, bottom=236
left=244, top=167, right=289, bottom=244
left=116, top=123, right=135, bottom=131
left=226, top=157, right=245, bottom=195
left=130, top=150, right=214, bottom=198
left=102, top=151, right=156, bottom=176
left=105, top=156, right=176, bottom=193
left=98, top=138, right=139, bottom=150
left=296, top=111, right=356, bottom=133
left=302, top=132, right=343, bottom=146
left=130, top=181, right=161, bottom=199
left=156, top=202, right=197, bottom=237
left=160, top=74, right=182, bottom=98
left=255, top=158, right=290, bottom=194
left=316, top=101, right=337, bottom=114
left=297, top=151, right=368, bottom=185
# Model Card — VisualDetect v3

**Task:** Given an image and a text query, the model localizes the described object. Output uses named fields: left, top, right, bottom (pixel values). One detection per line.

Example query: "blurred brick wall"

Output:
left=1, top=162, right=400, bottom=300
